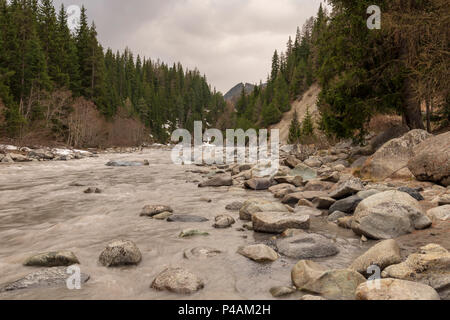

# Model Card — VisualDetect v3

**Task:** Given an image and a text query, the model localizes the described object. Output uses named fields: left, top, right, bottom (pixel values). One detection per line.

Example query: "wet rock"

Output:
left=238, top=244, right=279, bottom=262
left=352, top=190, right=432, bottom=239
left=225, top=201, right=244, bottom=211
left=408, top=132, right=450, bottom=186
left=1, top=153, right=14, bottom=163
left=213, top=214, right=235, bottom=228
left=274, top=176, right=304, bottom=187
left=140, top=205, right=174, bottom=217
left=337, top=216, right=353, bottom=229
left=28, top=149, right=54, bottom=160
left=153, top=212, right=173, bottom=220
left=327, top=211, right=347, bottom=222
left=24, top=251, right=80, bottom=267
left=313, top=197, right=336, bottom=210
left=281, top=191, right=327, bottom=206
left=0, top=267, right=89, bottom=292
left=277, top=233, right=339, bottom=259
left=198, top=174, right=233, bottom=187
left=99, top=240, right=142, bottom=267
left=84, top=187, right=102, bottom=194
left=329, top=177, right=364, bottom=200
left=244, top=178, right=272, bottom=190
left=356, top=279, right=440, bottom=300
left=361, top=129, right=432, bottom=180
left=328, top=195, right=363, bottom=214
left=381, top=244, right=450, bottom=298
left=151, top=267, right=204, bottom=294
left=295, top=206, right=323, bottom=217
left=349, top=240, right=402, bottom=276
left=239, top=199, right=289, bottom=221
left=179, top=229, right=209, bottom=238
left=252, top=212, right=310, bottom=234
left=291, top=260, right=366, bottom=300
left=183, top=247, right=222, bottom=260
left=106, top=160, right=149, bottom=167
left=398, top=187, right=424, bottom=201
left=167, top=215, right=209, bottom=223
left=9, top=153, right=30, bottom=162
left=290, top=164, right=317, bottom=181
left=270, top=286, right=296, bottom=298
left=427, top=205, right=450, bottom=221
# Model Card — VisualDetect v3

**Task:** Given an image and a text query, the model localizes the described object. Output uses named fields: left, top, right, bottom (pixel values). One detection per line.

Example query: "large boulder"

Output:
left=252, top=212, right=310, bottom=233
left=408, top=132, right=450, bottom=186
left=151, top=267, right=204, bottom=294
left=291, top=260, right=366, bottom=300
left=349, top=240, right=402, bottom=276
left=328, top=195, right=363, bottom=214
left=99, top=240, right=142, bottom=267
left=239, top=198, right=289, bottom=221
left=276, top=233, right=339, bottom=259
left=351, top=191, right=432, bottom=239
left=237, top=244, right=279, bottom=262
left=381, top=244, right=450, bottom=299
left=198, top=174, right=232, bottom=187
left=24, top=251, right=80, bottom=267
left=0, top=267, right=89, bottom=292
left=356, top=279, right=440, bottom=300
left=361, top=129, right=432, bottom=180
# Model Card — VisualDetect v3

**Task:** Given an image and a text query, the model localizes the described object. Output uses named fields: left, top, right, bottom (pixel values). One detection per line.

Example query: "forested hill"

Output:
left=0, top=0, right=226, bottom=146
left=232, top=1, right=449, bottom=143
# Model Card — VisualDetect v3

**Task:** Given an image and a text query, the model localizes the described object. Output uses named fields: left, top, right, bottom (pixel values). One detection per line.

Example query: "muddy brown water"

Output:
left=0, top=149, right=382, bottom=300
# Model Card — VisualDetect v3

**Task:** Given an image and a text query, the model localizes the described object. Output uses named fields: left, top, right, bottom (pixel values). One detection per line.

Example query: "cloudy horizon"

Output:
left=53, top=0, right=325, bottom=93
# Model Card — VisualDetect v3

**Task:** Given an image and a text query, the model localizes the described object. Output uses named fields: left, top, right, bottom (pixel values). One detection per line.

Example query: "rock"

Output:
left=183, top=247, right=222, bottom=260
left=295, top=206, right=323, bottom=217
left=281, top=191, right=327, bottom=206
left=167, top=215, right=209, bottom=223
left=290, top=164, right=317, bottom=181
left=252, top=212, right=310, bottom=234
left=151, top=267, right=204, bottom=294
left=140, top=205, right=173, bottom=217
left=357, top=189, right=381, bottom=199
left=244, top=178, right=272, bottom=190
left=9, top=153, right=30, bottom=162
left=304, top=157, right=322, bottom=168
left=225, top=201, right=244, bottom=211
left=300, top=294, right=327, bottom=300
left=349, top=240, right=402, bottom=276
left=213, top=214, right=236, bottom=228
left=277, top=233, right=339, bottom=259
left=179, top=229, right=209, bottom=238
left=351, top=156, right=369, bottom=169
left=274, top=188, right=296, bottom=199
left=361, top=129, right=432, bottom=180
left=436, top=194, right=450, bottom=206
left=1, top=153, right=14, bottom=163
left=337, top=216, right=353, bottom=229
left=153, top=212, right=173, bottom=220
left=0, top=267, right=89, bottom=292
left=198, top=174, right=233, bottom=187
left=356, top=279, right=440, bottom=300
left=291, top=260, right=366, bottom=300
left=270, top=286, right=296, bottom=297
left=28, top=149, right=54, bottom=160
left=84, top=187, right=102, bottom=194
left=274, top=176, right=304, bottom=187
left=313, top=197, right=336, bottom=210
left=320, top=172, right=340, bottom=183
left=24, top=251, right=80, bottom=267
left=381, top=244, right=450, bottom=297
left=351, top=190, right=432, bottom=239
left=237, top=244, right=279, bottom=262
left=327, top=211, right=347, bottom=222
left=408, top=132, right=450, bottom=186
left=333, top=164, right=346, bottom=172
left=303, top=180, right=334, bottom=192
left=427, top=205, right=450, bottom=221
left=284, top=155, right=301, bottom=168
left=398, top=187, right=424, bottom=201
left=99, top=240, right=142, bottom=267
left=328, top=195, right=363, bottom=214
left=329, top=177, right=364, bottom=200
left=297, top=199, right=314, bottom=207
left=106, top=160, right=149, bottom=167
left=269, top=183, right=294, bottom=194
left=239, top=199, right=289, bottom=221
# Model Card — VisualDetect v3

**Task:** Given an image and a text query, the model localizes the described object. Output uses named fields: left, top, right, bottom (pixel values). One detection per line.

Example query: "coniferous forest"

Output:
left=0, top=0, right=226, bottom=146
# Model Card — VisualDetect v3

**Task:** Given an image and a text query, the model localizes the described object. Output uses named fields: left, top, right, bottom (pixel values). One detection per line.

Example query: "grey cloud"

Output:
left=53, top=0, right=324, bottom=92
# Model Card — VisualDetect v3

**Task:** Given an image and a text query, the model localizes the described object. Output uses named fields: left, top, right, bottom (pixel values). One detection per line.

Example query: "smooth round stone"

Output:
left=151, top=267, right=204, bottom=294
left=99, top=240, right=142, bottom=267
left=167, top=215, right=209, bottom=223
left=276, top=233, right=339, bottom=259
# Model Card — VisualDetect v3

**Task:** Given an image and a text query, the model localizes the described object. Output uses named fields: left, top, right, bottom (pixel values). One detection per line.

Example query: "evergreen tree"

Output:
left=301, top=107, right=314, bottom=137
left=288, top=110, right=302, bottom=144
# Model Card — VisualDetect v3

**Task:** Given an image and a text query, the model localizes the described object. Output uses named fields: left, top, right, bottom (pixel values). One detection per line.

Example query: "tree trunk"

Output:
left=425, top=98, right=431, bottom=133
left=402, top=76, right=424, bottom=130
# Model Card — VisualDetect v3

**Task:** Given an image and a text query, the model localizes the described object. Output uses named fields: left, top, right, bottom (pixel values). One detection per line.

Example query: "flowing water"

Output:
left=0, top=148, right=368, bottom=300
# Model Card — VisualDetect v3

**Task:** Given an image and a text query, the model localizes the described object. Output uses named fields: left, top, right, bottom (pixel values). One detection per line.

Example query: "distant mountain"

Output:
left=224, top=82, right=255, bottom=102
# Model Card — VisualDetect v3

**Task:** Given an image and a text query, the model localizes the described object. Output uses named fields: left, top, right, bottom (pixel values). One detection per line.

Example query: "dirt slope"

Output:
left=270, top=83, right=321, bottom=144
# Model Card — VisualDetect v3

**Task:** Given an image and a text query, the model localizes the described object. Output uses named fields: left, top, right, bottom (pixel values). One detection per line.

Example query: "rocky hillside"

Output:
left=224, top=83, right=256, bottom=102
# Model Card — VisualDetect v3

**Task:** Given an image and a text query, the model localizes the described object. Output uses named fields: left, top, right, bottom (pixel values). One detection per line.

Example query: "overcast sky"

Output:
left=53, top=0, right=325, bottom=93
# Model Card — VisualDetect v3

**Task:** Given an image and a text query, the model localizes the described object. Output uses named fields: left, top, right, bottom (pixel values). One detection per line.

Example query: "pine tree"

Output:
left=270, top=50, right=279, bottom=82
left=301, top=107, right=314, bottom=137
left=288, top=110, right=302, bottom=144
